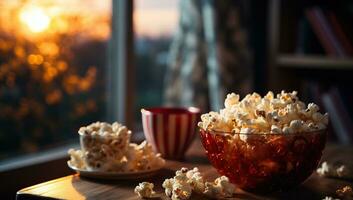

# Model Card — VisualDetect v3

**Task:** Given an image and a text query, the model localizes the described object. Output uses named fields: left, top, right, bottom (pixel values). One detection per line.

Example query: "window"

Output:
left=0, top=0, right=111, bottom=160
left=133, top=0, right=179, bottom=129
left=0, top=0, right=177, bottom=162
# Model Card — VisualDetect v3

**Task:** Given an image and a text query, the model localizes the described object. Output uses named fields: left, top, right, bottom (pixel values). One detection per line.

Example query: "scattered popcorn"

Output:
left=134, top=182, right=155, bottom=198
left=198, top=91, right=329, bottom=134
left=317, top=161, right=333, bottom=177
left=161, top=167, right=235, bottom=200
left=186, top=167, right=205, bottom=193
left=337, top=166, right=347, bottom=177
left=163, top=168, right=192, bottom=200
left=317, top=162, right=353, bottom=179
left=204, top=181, right=222, bottom=197
left=214, top=176, right=235, bottom=197
left=336, top=186, right=353, bottom=198
left=163, top=178, right=175, bottom=198
left=68, top=121, right=165, bottom=172
left=171, top=181, right=192, bottom=200
left=204, top=176, right=235, bottom=198
left=322, top=196, right=340, bottom=200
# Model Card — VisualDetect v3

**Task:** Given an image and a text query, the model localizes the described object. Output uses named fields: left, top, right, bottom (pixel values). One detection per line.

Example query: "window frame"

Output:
left=108, top=0, right=134, bottom=128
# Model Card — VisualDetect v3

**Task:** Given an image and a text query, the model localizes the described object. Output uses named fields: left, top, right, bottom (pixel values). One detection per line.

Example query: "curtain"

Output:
left=164, top=0, right=252, bottom=112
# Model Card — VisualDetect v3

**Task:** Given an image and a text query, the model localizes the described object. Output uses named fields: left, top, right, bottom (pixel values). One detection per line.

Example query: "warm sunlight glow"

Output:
left=19, top=6, right=50, bottom=33
left=134, top=0, right=179, bottom=38
left=134, top=10, right=178, bottom=38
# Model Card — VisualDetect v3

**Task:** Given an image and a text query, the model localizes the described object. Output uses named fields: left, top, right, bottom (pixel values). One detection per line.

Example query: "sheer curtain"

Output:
left=164, top=0, right=252, bottom=112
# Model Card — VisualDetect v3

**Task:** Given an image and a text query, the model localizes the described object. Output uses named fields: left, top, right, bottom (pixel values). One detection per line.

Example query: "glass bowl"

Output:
left=199, top=128, right=327, bottom=193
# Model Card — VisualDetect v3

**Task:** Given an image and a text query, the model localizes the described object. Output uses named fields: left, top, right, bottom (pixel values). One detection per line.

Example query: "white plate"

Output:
left=67, top=162, right=164, bottom=180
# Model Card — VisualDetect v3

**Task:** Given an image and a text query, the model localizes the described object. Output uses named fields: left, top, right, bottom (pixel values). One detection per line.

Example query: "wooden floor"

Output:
left=17, top=139, right=353, bottom=200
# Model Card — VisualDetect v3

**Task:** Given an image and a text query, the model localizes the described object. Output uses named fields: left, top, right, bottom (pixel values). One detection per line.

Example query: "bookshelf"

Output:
left=267, top=0, right=353, bottom=92
left=267, top=0, right=353, bottom=144
left=277, top=55, right=353, bottom=69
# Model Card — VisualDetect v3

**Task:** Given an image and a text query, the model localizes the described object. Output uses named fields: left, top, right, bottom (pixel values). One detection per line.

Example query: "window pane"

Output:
left=133, top=0, right=179, bottom=129
left=0, top=0, right=111, bottom=160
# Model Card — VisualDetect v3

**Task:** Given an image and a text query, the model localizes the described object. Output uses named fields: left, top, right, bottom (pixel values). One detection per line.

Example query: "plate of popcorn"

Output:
left=67, top=122, right=165, bottom=180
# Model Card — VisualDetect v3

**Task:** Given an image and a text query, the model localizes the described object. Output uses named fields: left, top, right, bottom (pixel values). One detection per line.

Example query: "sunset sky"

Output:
left=0, top=0, right=179, bottom=38
left=134, top=0, right=179, bottom=38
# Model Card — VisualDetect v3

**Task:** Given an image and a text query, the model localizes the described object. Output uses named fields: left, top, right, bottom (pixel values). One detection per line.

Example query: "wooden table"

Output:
left=17, top=139, right=353, bottom=200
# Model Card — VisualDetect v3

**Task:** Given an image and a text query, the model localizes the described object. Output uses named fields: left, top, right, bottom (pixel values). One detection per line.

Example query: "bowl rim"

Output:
left=141, top=107, right=200, bottom=115
left=200, top=128, right=327, bottom=136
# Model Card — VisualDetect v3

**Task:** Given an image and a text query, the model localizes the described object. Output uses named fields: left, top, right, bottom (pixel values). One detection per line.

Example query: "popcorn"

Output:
left=212, top=176, right=235, bottom=197
left=317, top=161, right=332, bottom=176
left=134, top=182, right=155, bottom=198
left=336, top=165, right=349, bottom=178
left=78, top=122, right=131, bottom=171
left=162, top=168, right=193, bottom=199
left=161, top=167, right=235, bottom=199
left=322, top=196, right=340, bottom=200
left=239, top=127, right=254, bottom=142
left=282, top=126, right=294, bottom=134
left=199, top=91, right=329, bottom=134
left=224, top=93, right=240, bottom=108
left=162, top=178, right=175, bottom=197
left=186, top=167, right=205, bottom=193
left=198, top=112, right=233, bottom=132
left=240, top=127, right=255, bottom=134
left=67, top=149, right=85, bottom=169
left=203, top=176, right=235, bottom=198
left=68, top=121, right=165, bottom=172
left=123, top=141, right=165, bottom=172
left=317, top=162, right=353, bottom=179
left=336, top=185, right=353, bottom=198
left=307, top=103, right=320, bottom=113
left=171, top=182, right=192, bottom=200
left=270, top=125, right=281, bottom=134
left=289, top=120, right=303, bottom=131
left=203, top=182, right=222, bottom=197
left=166, top=168, right=193, bottom=200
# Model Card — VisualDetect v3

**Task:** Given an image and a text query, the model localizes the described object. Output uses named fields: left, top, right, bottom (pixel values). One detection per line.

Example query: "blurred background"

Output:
left=0, top=0, right=353, bottom=198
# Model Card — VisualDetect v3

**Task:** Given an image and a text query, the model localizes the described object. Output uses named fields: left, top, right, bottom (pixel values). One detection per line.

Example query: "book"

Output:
left=296, top=17, right=325, bottom=55
left=322, top=87, right=353, bottom=144
left=326, top=11, right=353, bottom=56
left=306, top=8, right=336, bottom=57
left=305, top=7, right=347, bottom=57
left=336, top=84, right=353, bottom=124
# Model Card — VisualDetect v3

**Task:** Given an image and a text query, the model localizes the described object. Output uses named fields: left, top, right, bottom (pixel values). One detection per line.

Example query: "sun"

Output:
left=19, top=6, right=51, bottom=33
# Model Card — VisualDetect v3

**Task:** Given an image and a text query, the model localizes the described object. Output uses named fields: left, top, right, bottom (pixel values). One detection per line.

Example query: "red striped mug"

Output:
left=141, top=107, right=200, bottom=160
